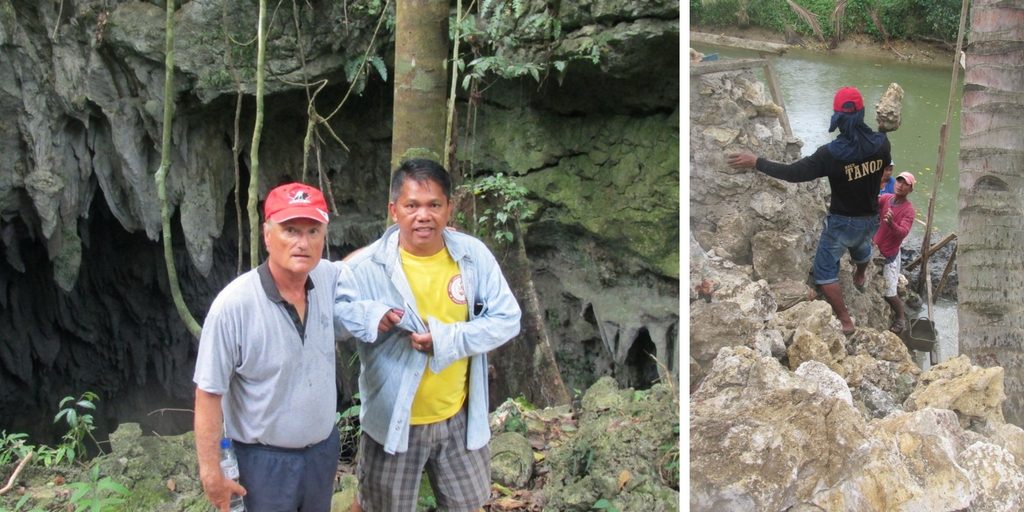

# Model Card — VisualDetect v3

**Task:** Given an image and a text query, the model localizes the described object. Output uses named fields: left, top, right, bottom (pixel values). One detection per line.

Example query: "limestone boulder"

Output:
left=489, top=432, right=535, bottom=488
left=904, top=355, right=1006, bottom=428
left=795, top=360, right=853, bottom=406
left=691, top=347, right=869, bottom=510
left=768, top=279, right=816, bottom=311
left=751, top=230, right=811, bottom=283
left=959, top=441, right=1024, bottom=512
left=978, top=421, right=1024, bottom=468
left=691, top=346, right=1024, bottom=511
left=771, top=300, right=848, bottom=369
left=689, top=301, right=764, bottom=370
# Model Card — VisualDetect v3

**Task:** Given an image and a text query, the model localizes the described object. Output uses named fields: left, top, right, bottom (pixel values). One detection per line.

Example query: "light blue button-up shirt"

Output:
left=334, top=224, right=522, bottom=454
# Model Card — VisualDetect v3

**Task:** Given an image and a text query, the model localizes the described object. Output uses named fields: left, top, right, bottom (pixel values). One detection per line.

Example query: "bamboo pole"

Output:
left=916, top=0, right=969, bottom=309
left=906, top=232, right=957, bottom=270
left=935, top=247, right=957, bottom=298
left=763, top=59, right=793, bottom=138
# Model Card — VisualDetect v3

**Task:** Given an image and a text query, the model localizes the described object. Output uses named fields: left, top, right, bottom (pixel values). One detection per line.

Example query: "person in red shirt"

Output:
left=873, top=171, right=916, bottom=333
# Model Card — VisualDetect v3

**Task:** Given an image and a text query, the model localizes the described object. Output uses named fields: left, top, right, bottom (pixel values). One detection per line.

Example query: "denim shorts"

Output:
left=812, top=213, right=880, bottom=285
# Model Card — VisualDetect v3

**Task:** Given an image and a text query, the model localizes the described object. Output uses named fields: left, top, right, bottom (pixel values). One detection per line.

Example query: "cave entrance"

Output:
left=624, top=328, right=660, bottom=389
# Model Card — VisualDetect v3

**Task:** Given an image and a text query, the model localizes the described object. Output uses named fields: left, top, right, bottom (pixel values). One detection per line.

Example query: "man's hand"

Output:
left=411, top=331, right=433, bottom=354
left=884, top=210, right=894, bottom=224
left=200, top=471, right=247, bottom=512
left=378, top=308, right=404, bottom=332
left=726, top=152, right=758, bottom=169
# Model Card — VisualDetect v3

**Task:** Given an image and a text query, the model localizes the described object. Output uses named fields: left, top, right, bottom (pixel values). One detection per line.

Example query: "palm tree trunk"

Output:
left=957, top=0, right=1024, bottom=426
left=391, top=0, right=448, bottom=169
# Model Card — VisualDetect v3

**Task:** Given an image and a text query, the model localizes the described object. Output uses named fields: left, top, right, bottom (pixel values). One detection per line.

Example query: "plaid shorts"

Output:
left=357, top=407, right=490, bottom=512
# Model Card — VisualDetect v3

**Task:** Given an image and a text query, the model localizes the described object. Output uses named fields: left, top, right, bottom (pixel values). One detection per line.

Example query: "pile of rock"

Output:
left=689, top=69, right=1024, bottom=511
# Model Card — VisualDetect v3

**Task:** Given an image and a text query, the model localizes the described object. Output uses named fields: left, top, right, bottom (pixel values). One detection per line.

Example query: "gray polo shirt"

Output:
left=193, top=260, right=340, bottom=448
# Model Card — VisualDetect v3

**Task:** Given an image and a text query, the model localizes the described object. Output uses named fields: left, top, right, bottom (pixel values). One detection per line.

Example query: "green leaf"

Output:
left=98, top=478, right=130, bottom=495
left=77, top=400, right=96, bottom=410
left=70, top=485, right=90, bottom=502
left=369, top=55, right=388, bottom=82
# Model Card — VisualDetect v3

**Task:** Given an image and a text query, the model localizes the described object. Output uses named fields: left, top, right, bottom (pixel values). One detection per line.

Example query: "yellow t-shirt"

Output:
left=401, top=247, right=470, bottom=425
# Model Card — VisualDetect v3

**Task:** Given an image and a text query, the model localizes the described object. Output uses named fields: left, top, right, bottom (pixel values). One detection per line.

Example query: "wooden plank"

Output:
left=763, top=60, right=792, bottom=138
left=690, top=32, right=791, bottom=55
left=906, top=232, right=957, bottom=270
left=690, top=58, right=767, bottom=76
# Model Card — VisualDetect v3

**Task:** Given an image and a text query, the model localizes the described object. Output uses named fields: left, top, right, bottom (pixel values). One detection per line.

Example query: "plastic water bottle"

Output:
left=219, top=438, right=246, bottom=512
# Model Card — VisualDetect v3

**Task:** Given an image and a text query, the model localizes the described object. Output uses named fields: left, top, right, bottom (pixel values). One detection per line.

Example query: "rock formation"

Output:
left=689, top=67, right=1023, bottom=511
left=0, top=1, right=679, bottom=434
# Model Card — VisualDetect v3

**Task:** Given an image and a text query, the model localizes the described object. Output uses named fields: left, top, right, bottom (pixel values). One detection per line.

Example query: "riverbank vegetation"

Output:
left=691, top=0, right=967, bottom=48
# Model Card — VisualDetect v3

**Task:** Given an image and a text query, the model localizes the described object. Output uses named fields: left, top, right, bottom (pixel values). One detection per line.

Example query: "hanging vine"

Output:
left=246, top=0, right=268, bottom=269
left=154, top=0, right=201, bottom=338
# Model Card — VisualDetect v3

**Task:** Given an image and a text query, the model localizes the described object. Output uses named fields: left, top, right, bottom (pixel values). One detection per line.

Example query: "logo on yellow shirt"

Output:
left=448, top=275, right=467, bottom=305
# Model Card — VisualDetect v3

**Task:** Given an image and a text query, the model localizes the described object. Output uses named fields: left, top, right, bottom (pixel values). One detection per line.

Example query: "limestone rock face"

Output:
left=1, top=0, right=680, bottom=431
left=690, top=348, right=1024, bottom=512
left=905, top=355, right=1006, bottom=427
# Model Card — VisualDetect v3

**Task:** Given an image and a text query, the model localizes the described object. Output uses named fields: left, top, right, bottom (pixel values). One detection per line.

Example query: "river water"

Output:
left=692, top=43, right=960, bottom=366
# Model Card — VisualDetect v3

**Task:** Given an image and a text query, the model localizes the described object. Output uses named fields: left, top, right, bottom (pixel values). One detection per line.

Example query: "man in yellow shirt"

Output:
left=335, top=159, right=522, bottom=511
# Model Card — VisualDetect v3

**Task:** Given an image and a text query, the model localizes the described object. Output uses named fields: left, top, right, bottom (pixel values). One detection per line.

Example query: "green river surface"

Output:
left=692, top=42, right=961, bottom=365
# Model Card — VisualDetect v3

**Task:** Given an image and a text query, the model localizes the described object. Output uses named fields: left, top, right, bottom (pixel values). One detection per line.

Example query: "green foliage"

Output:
left=67, top=464, right=131, bottom=512
left=52, top=391, right=101, bottom=467
left=11, top=494, right=46, bottom=512
left=0, top=430, right=30, bottom=466
left=461, top=173, right=531, bottom=245
left=691, top=0, right=967, bottom=43
left=592, top=498, right=622, bottom=512
left=658, top=423, right=681, bottom=490
left=512, top=393, right=536, bottom=411
left=452, top=0, right=597, bottom=91
left=336, top=392, right=362, bottom=461
left=690, top=0, right=740, bottom=26
left=344, top=53, right=388, bottom=96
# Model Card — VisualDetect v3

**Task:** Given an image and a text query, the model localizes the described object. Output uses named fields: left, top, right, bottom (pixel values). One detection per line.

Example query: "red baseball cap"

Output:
left=896, top=171, right=916, bottom=186
left=264, top=183, right=330, bottom=223
left=833, top=86, right=864, bottom=113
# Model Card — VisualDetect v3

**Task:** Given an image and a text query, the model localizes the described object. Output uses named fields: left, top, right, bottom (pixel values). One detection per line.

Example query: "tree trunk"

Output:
left=488, top=222, right=571, bottom=408
left=391, top=0, right=448, bottom=169
left=390, top=0, right=569, bottom=407
left=957, top=0, right=1024, bottom=426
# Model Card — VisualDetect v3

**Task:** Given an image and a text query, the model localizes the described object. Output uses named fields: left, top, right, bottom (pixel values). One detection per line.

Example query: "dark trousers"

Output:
left=234, top=427, right=339, bottom=512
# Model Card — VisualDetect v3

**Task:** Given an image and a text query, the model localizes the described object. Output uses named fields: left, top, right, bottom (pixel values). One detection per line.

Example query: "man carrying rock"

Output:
left=727, top=86, right=891, bottom=335
left=874, top=171, right=916, bottom=334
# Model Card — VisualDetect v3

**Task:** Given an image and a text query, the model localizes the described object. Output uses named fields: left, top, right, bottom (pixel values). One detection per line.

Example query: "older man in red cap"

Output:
left=194, top=182, right=341, bottom=511
left=874, top=171, right=917, bottom=333
left=727, top=86, right=892, bottom=335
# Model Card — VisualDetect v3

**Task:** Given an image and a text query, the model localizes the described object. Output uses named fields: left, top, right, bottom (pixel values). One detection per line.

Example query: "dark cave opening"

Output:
left=624, top=328, right=660, bottom=390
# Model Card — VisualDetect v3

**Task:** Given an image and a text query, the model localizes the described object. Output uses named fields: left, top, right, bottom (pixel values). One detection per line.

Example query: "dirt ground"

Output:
left=690, top=25, right=958, bottom=66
